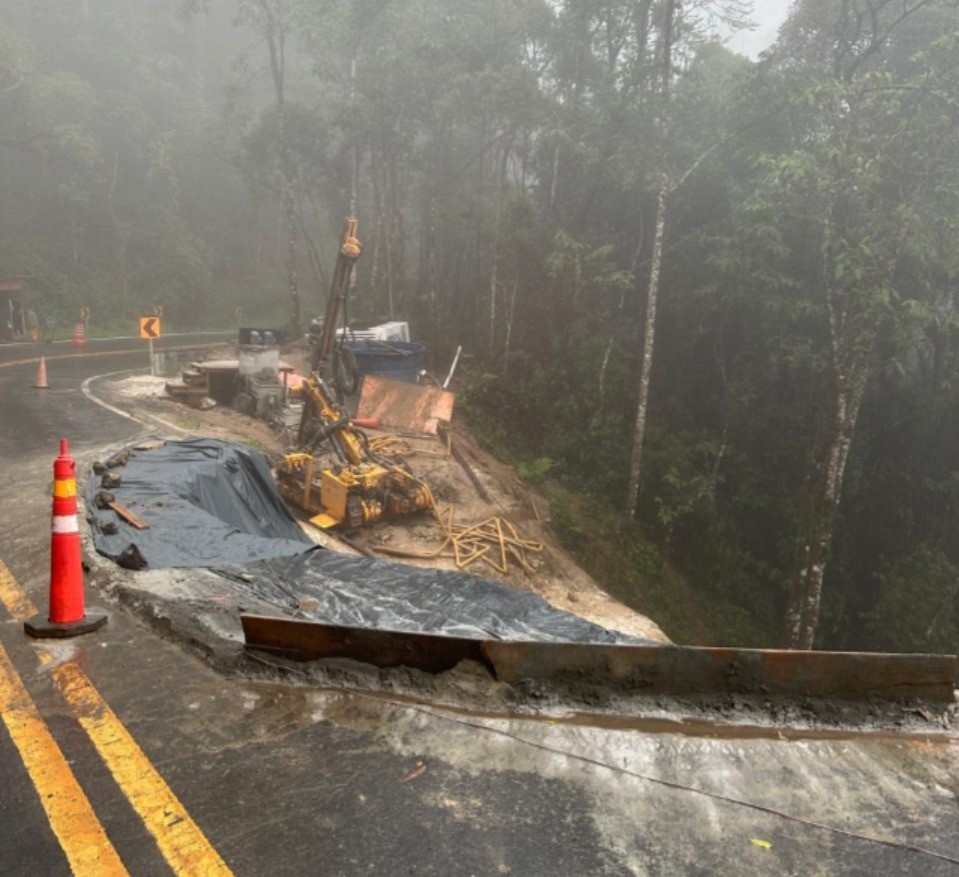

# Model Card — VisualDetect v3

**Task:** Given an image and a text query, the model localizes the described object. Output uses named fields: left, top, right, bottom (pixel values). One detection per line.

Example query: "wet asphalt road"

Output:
left=0, top=332, right=230, bottom=457
left=1, top=336, right=959, bottom=876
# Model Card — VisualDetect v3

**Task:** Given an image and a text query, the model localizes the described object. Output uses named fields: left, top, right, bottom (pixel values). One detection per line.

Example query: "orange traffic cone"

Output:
left=34, top=356, right=49, bottom=389
left=24, top=438, right=107, bottom=639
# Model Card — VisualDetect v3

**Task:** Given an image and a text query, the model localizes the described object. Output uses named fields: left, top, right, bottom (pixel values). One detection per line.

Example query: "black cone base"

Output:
left=24, top=609, right=108, bottom=639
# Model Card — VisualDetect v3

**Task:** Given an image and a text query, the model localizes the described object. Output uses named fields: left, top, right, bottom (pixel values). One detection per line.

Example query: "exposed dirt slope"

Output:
left=96, top=371, right=668, bottom=643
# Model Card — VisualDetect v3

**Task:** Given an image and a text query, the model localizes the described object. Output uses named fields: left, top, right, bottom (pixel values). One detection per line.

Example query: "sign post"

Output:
left=138, top=315, right=162, bottom=375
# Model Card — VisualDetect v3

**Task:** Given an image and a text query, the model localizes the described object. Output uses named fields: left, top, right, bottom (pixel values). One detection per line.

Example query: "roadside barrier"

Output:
left=71, top=322, right=87, bottom=348
left=24, top=439, right=107, bottom=638
left=34, top=356, right=49, bottom=389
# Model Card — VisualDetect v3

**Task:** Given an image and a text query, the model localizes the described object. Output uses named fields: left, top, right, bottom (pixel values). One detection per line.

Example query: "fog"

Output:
left=3, top=0, right=959, bottom=651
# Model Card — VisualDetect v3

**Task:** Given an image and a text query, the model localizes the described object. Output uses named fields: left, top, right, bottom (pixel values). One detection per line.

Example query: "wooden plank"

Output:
left=356, top=375, right=454, bottom=435
left=437, top=422, right=493, bottom=503
left=240, top=615, right=958, bottom=703
left=107, top=501, right=149, bottom=530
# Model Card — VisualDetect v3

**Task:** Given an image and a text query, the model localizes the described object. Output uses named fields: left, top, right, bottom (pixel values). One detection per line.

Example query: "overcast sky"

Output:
left=724, top=0, right=793, bottom=58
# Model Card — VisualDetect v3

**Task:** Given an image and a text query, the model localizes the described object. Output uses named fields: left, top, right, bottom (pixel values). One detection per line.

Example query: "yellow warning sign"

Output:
left=138, top=316, right=161, bottom=340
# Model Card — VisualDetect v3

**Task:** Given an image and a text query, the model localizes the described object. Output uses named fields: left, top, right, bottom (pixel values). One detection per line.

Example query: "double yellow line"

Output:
left=0, top=560, right=233, bottom=876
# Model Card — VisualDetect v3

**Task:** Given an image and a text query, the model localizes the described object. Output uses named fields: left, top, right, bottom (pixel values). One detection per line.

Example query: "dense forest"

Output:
left=3, top=0, right=959, bottom=653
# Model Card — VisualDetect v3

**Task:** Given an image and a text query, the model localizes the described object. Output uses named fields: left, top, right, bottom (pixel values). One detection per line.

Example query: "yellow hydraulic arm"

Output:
left=298, top=374, right=364, bottom=464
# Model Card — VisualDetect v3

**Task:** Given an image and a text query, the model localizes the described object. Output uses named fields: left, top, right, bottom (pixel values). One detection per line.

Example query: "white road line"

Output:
left=80, top=370, right=191, bottom=435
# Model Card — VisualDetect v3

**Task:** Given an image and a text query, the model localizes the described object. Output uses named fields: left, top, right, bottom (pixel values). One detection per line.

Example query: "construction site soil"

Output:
left=82, top=368, right=959, bottom=737
left=94, top=367, right=667, bottom=642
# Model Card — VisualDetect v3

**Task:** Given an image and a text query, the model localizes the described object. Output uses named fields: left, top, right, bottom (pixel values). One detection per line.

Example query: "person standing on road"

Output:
left=26, top=307, right=38, bottom=343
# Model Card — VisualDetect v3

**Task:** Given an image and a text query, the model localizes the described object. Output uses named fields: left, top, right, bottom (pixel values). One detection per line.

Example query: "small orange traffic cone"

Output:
left=24, top=438, right=107, bottom=639
left=34, top=356, right=49, bottom=389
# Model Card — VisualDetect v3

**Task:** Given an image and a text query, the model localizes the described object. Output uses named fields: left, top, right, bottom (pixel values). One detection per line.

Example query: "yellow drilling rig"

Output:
left=276, top=219, right=432, bottom=530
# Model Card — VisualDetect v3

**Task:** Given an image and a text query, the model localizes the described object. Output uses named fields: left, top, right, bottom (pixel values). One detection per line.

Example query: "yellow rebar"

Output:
left=373, top=490, right=541, bottom=575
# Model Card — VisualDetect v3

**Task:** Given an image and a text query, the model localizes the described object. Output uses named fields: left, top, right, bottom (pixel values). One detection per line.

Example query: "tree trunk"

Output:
left=598, top=335, right=614, bottom=407
left=625, top=0, right=674, bottom=517
left=369, top=149, right=383, bottom=307
left=625, top=175, right=668, bottom=517
left=429, top=199, right=437, bottom=342
left=488, top=136, right=515, bottom=357
left=296, top=191, right=328, bottom=292
left=489, top=185, right=500, bottom=358
left=350, top=54, right=358, bottom=217
left=262, top=6, right=300, bottom=338
left=284, top=180, right=300, bottom=337
left=106, top=149, right=129, bottom=302
left=549, top=141, right=559, bottom=210
left=420, top=193, right=437, bottom=345
left=392, top=154, right=405, bottom=313
left=785, top=342, right=872, bottom=648
left=503, top=280, right=518, bottom=377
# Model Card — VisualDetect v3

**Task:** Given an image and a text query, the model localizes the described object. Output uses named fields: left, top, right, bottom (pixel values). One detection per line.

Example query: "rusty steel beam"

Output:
left=483, top=642, right=958, bottom=702
left=241, top=614, right=488, bottom=674
left=240, top=615, right=959, bottom=703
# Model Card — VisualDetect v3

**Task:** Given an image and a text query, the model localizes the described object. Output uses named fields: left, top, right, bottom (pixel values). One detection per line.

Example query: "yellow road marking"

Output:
left=0, top=562, right=38, bottom=621
left=0, top=644, right=129, bottom=876
left=0, top=559, right=233, bottom=876
left=53, top=663, right=233, bottom=875
left=0, top=341, right=224, bottom=370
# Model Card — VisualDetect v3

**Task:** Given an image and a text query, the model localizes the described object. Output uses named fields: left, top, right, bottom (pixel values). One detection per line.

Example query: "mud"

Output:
left=94, top=371, right=667, bottom=642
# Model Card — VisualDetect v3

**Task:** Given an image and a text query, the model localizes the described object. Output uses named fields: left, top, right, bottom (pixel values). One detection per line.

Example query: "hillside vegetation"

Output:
left=3, top=0, right=959, bottom=651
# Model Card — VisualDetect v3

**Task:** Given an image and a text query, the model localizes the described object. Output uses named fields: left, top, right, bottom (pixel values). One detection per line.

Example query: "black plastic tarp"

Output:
left=88, top=438, right=641, bottom=644
left=223, top=551, right=642, bottom=643
left=85, top=438, right=313, bottom=568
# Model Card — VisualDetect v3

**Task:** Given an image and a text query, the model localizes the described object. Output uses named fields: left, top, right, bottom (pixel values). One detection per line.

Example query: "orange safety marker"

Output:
left=70, top=322, right=87, bottom=348
left=34, top=356, right=49, bottom=389
left=24, top=439, right=107, bottom=638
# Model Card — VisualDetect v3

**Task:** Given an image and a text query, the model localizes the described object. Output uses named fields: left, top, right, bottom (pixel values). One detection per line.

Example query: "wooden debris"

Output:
left=438, top=423, right=493, bottom=503
left=107, top=501, right=149, bottom=530
left=401, top=762, right=427, bottom=783
left=376, top=491, right=542, bottom=576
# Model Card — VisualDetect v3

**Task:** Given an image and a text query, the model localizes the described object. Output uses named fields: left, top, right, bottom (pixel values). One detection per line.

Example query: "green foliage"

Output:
left=4, top=0, right=959, bottom=654
left=517, top=457, right=556, bottom=485
left=643, top=428, right=722, bottom=547
left=538, top=481, right=767, bottom=646
left=865, top=546, right=959, bottom=653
